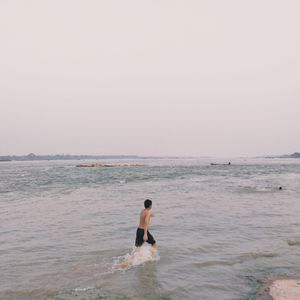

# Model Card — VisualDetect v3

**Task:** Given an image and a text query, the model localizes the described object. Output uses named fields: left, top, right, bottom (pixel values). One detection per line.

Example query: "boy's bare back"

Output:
left=138, top=209, right=153, bottom=229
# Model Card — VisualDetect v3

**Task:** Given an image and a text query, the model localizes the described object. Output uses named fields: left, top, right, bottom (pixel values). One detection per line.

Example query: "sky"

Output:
left=0, top=0, right=299, bottom=157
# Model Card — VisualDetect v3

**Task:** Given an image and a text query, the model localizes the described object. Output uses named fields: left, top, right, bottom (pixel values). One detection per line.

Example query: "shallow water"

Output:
left=1, top=158, right=300, bottom=300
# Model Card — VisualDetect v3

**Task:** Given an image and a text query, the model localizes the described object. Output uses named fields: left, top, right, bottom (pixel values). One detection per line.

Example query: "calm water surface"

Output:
left=1, top=158, right=300, bottom=300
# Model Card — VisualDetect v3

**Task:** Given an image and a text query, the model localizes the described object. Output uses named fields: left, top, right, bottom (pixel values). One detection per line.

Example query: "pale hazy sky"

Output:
left=1, top=1, right=299, bottom=157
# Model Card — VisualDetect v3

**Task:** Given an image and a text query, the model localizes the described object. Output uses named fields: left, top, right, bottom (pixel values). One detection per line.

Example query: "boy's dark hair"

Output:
left=144, top=199, right=152, bottom=209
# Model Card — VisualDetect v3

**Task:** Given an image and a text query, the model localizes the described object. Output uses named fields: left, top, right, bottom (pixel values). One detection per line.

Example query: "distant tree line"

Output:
left=285, top=152, right=300, bottom=158
left=0, top=153, right=140, bottom=161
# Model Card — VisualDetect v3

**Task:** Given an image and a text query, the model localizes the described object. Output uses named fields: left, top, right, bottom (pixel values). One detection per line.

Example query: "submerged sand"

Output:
left=269, top=279, right=300, bottom=300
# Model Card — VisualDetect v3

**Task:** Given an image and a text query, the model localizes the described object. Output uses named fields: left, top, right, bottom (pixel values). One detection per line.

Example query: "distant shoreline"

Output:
left=0, top=154, right=140, bottom=162
left=1, top=152, right=299, bottom=162
left=265, top=152, right=300, bottom=159
left=0, top=153, right=195, bottom=162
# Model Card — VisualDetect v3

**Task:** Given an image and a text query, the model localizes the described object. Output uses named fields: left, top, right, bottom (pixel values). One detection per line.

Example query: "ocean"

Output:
left=1, top=158, right=300, bottom=300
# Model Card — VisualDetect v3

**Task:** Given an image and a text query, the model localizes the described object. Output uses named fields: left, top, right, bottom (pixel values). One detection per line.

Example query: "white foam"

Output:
left=73, top=286, right=94, bottom=292
left=112, top=244, right=159, bottom=270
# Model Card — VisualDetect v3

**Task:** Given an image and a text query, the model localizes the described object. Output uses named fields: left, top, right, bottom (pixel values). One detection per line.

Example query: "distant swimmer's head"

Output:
left=144, top=199, right=152, bottom=209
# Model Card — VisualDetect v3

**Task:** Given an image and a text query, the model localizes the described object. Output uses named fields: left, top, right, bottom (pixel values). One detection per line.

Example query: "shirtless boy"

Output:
left=135, top=199, right=157, bottom=250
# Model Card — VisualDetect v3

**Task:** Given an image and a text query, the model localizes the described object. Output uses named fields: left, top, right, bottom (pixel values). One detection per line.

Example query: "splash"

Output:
left=112, top=244, right=159, bottom=271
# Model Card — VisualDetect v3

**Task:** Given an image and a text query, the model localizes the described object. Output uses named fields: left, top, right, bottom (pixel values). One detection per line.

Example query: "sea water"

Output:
left=1, top=158, right=300, bottom=300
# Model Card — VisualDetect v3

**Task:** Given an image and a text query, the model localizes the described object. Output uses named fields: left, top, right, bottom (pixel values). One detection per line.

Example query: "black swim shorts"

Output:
left=135, top=228, right=156, bottom=247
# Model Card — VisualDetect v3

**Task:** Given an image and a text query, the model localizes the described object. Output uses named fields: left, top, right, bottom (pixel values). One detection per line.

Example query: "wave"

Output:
left=238, top=185, right=281, bottom=194
left=195, top=251, right=278, bottom=268
left=240, top=251, right=278, bottom=259
left=49, top=287, right=107, bottom=300
left=1, top=288, right=55, bottom=300
left=73, top=287, right=94, bottom=292
left=287, top=239, right=300, bottom=246
left=195, top=260, right=236, bottom=268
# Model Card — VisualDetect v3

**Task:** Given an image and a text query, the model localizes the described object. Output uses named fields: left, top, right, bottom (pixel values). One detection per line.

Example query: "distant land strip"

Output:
left=265, top=152, right=300, bottom=159
left=1, top=152, right=299, bottom=162
left=0, top=153, right=141, bottom=161
left=281, top=152, right=300, bottom=158
left=0, top=153, right=191, bottom=162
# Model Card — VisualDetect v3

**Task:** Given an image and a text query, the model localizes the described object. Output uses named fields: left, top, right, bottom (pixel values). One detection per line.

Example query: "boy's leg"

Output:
left=147, top=231, right=157, bottom=252
left=151, top=242, right=157, bottom=252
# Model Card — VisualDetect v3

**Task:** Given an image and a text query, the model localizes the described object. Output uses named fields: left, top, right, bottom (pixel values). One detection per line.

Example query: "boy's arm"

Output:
left=143, top=212, right=151, bottom=241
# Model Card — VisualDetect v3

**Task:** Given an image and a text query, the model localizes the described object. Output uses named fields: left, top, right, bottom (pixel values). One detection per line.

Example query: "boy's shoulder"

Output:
left=142, top=209, right=151, bottom=215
